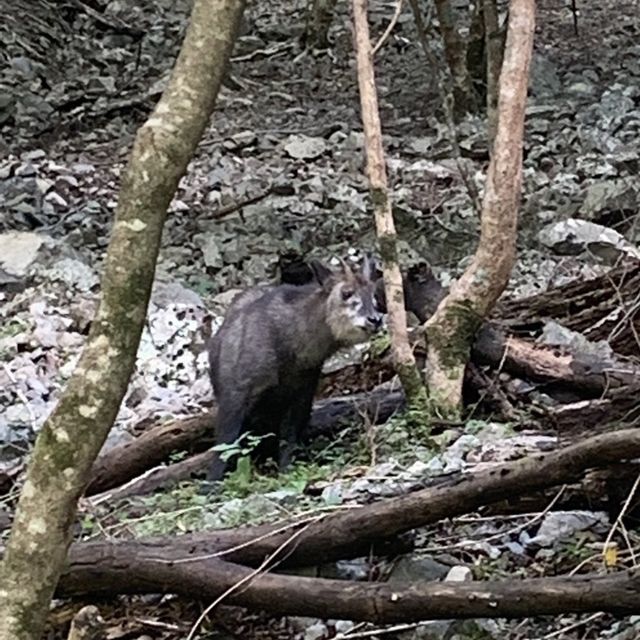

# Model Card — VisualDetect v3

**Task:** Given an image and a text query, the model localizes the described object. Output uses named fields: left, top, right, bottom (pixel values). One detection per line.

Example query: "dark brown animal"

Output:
left=374, top=261, right=447, bottom=323
left=208, top=259, right=383, bottom=480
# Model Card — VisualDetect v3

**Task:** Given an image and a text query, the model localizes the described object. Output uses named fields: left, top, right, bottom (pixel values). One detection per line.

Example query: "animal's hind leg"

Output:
left=208, top=401, right=246, bottom=481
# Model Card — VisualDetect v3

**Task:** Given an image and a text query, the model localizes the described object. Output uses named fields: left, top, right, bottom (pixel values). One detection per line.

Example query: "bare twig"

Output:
left=186, top=520, right=316, bottom=640
left=372, top=0, right=405, bottom=55
left=602, top=470, right=640, bottom=568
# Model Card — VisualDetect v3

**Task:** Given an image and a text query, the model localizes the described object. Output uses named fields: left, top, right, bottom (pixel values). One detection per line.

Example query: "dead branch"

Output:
left=57, top=553, right=640, bottom=622
left=64, top=429, right=640, bottom=572
left=86, top=413, right=212, bottom=495
left=83, top=388, right=403, bottom=499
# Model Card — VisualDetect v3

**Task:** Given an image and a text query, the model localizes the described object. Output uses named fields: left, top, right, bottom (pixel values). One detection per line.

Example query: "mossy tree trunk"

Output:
left=424, top=0, right=535, bottom=413
left=352, top=0, right=426, bottom=410
left=0, top=0, right=245, bottom=638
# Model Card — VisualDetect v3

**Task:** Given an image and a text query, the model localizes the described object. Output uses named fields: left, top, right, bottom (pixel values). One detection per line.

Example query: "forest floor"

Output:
left=2, top=0, right=640, bottom=638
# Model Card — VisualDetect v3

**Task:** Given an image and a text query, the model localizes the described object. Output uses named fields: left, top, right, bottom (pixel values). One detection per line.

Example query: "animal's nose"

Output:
left=367, top=315, right=383, bottom=330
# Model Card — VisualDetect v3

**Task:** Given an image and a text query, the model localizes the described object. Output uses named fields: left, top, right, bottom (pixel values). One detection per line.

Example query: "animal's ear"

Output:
left=362, top=253, right=383, bottom=282
left=308, top=259, right=334, bottom=286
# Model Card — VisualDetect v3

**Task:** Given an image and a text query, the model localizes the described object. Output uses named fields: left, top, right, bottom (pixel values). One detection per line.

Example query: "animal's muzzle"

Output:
left=366, top=315, right=384, bottom=331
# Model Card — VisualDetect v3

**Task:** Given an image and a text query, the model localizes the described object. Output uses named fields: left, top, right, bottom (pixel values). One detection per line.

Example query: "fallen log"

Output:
left=471, top=324, right=640, bottom=396
left=85, top=389, right=404, bottom=497
left=66, top=429, right=640, bottom=571
left=57, top=553, right=640, bottom=622
left=85, top=413, right=212, bottom=495
left=547, top=384, right=640, bottom=435
left=499, top=260, right=640, bottom=356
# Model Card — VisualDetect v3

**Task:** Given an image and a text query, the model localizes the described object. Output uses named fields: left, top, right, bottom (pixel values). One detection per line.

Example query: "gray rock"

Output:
left=538, top=218, right=640, bottom=262
left=284, top=135, right=328, bottom=160
left=527, top=511, right=609, bottom=547
left=581, top=180, right=638, bottom=223
left=47, top=258, right=99, bottom=292
left=151, top=280, right=204, bottom=308
left=529, top=53, right=561, bottom=97
left=304, top=622, right=328, bottom=640
left=388, top=555, right=451, bottom=583
left=445, top=565, right=473, bottom=582
left=0, top=231, right=46, bottom=276
left=194, top=232, right=224, bottom=268
left=539, top=320, right=615, bottom=363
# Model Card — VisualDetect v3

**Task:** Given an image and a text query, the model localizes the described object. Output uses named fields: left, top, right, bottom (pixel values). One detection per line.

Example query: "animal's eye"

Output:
left=341, top=288, right=354, bottom=301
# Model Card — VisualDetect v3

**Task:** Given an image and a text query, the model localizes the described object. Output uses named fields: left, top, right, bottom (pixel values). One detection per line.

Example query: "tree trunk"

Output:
left=424, top=0, right=535, bottom=413
left=432, top=0, right=478, bottom=119
left=0, top=1, right=245, bottom=637
left=466, top=0, right=486, bottom=104
left=305, top=0, right=338, bottom=48
left=483, top=0, right=503, bottom=148
left=351, top=0, right=426, bottom=409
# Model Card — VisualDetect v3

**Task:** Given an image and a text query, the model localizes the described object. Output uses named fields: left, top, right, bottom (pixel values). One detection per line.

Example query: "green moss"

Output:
left=370, top=187, right=388, bottom=209
left=426, top=299, right=482, bottom=371
left=378, top=233, right=398, bottom=264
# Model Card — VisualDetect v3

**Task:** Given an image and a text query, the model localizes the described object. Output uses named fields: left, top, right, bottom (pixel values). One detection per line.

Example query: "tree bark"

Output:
left=352, top=0, right=425, bottom=409
left=58, top=553, right=640, bottom=622
left=424, top=0, right=535, bottom=413
left=0, top=1, right=245, bottom=637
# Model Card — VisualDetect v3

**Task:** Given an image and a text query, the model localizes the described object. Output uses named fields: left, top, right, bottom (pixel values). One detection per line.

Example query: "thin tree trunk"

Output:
left=0, top=1, right=245, bottom=637
left=484, top=0, right=503, bottom=148
left=351, top=0, right=426, bottom=408
left=305, top=0, right=339, bottom=48
left=424, top=0, right=535, bottom=412
left=432, top=0, right=477, bottom=118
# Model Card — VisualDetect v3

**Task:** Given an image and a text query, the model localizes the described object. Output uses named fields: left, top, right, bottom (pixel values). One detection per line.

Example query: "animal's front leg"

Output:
left=279, top=371, right=320, bottom=470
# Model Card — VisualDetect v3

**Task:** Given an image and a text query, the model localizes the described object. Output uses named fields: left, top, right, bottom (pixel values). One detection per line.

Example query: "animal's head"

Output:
left=318, top=256, right=384, bottom=345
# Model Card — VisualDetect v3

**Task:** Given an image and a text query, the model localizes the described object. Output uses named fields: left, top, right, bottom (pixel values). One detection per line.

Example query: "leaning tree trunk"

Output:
left=351, top=0, right=426, bottom=408
left=424, top=0, right=535, bottom=413
left=0, top=1, right=245, bottom=638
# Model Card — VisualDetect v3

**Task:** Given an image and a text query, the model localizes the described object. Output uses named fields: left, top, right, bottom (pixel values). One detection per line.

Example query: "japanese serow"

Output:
left=374, top=261, right=447, bottom=323
left=278, top=252, right=447, bottom=324
left=207, top=258, right=383, bottom=480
